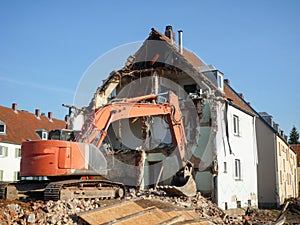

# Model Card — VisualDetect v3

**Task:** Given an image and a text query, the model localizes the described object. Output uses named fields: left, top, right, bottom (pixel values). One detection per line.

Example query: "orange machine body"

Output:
left=21, top=140, right=87, bottom=176
left=21, top=140, right=109, bottom=177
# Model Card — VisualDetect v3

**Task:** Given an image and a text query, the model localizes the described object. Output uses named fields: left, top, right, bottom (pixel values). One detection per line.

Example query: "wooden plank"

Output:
left=79, top=201, right=145, bottom=225
left=113, top=207, right=173, bottom=225
left=166, top=209, right=198, bottom=221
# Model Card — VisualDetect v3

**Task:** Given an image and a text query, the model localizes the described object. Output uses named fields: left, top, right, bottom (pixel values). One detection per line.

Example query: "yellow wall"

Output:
left=276, top=136, right=298, bottom=203
left=298, top=167, right=300, bottom=197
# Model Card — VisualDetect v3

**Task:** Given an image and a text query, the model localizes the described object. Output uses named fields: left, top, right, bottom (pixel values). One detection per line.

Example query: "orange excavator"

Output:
left=0, top=91, right=196, bottom=200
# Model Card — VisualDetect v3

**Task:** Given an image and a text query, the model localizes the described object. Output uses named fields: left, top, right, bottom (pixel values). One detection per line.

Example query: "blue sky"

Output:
left=0, top=0, right=299, bottom=134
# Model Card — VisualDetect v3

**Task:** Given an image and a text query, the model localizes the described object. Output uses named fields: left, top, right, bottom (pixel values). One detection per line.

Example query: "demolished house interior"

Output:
left=70, top=26, right=224, bottom=199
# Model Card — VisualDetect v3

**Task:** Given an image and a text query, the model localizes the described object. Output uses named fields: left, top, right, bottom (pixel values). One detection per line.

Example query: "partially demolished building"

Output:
left=71, top=26, right=258, bottom=210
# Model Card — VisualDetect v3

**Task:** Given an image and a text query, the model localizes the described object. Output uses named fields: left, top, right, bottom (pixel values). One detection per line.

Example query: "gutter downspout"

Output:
left=225, top=101, right=233, bottom=154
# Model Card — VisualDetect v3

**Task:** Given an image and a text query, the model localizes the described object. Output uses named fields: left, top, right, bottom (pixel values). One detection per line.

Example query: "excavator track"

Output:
left=0, top=180, right=49, bottom=200
left=44, top=179, right=126, bottom=201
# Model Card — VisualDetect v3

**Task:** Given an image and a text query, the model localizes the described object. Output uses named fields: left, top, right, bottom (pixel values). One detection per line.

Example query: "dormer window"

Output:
left=42, top=131, right=48, bottom=140
left=0, top=120, right=6, bottom=135
left=36, top=129, right=48, bottom=140
left=216, top=71, right=224, bottom=91
left=198, top=65, right=224, bottom=92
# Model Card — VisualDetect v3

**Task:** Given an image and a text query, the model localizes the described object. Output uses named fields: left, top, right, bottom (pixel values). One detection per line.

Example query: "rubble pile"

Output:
left=0, top=198, right=104, bottom=225
left=0, top=195, right=299, bottom=225
left=127, top=190, right=236, bottom=224
left=0, top=192, right=233, bottom=225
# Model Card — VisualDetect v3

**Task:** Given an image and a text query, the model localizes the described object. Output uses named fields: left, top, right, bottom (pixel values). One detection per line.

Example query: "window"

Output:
left=0, top=170, right=3, bottom=181
left=235, top=159, right=241, bottom=180
left=233, top=115, right=239, bottom=135
left=217, top=73, right=224, bottom=90
left=15, top=148, right=21, bottom=158
left=0, top=120, right=6, bottom=135
left=14, top=171, right=20, bottom=181
left=223, top=162, right=227, bottom=173
left=283, top=159, right=285, bottom=172
left=278, top=143, right=281, bottom=156
left=42, top=131, right=48, bottom=140
left=36, top=129, right=48, bottom=140
left=280, top=170, right=282, bottom=184
left=0, top=146, right=8, bottom=157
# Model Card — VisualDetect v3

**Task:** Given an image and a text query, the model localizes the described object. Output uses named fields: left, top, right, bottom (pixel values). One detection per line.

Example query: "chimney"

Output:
left=12, top=103, right=18, bottom=113
left=247, top=102, right=251, bottom=106
left=224, top=79, right=230, bottom=85
left=35, top=109, right=41, bottom=119
left=239, top=93, right=244, bottom=99
left=178, top=30, right=183, bottom=54
left=165, top=25, right=175, bottom=43
left=48, top=112, right=53, bottom=121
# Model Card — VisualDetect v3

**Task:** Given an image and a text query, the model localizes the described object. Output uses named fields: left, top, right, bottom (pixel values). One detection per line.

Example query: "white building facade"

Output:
left=216, top=103, right=258, bottom=209
left=0, top=143, right=21, bottom=181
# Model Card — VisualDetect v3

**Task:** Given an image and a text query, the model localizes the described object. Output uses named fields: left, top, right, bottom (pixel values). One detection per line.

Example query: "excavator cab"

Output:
left=48, top=129, right=80, bottom=141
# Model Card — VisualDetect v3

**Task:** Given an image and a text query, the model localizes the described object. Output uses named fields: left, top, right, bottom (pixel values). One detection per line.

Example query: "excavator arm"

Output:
left=78, top=91, right=188, bottom=165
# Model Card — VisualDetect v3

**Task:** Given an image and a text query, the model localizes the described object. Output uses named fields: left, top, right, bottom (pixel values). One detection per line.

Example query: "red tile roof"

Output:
left=224, top=82, right=257, bottom=116
left=0, top=105, right=66, bottom=145
left=148, top=28, right=206, bottom=68
left=182, top=48, right=206, bottom=68
left=290, top=144, right=300, bottom=165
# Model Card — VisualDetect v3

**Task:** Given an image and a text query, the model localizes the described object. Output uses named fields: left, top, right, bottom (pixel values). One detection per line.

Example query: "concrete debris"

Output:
left=0, top=195, right=299, bottom=225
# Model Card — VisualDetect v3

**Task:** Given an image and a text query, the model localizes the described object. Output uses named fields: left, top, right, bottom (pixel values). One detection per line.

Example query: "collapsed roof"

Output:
left=85, top=27, right=223, bottom=111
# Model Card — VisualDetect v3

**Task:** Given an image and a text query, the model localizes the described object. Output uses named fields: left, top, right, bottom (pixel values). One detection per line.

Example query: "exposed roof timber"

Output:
left=98, top=28, right=222, bottom=95
left=86, top=27, right=224, bottom=111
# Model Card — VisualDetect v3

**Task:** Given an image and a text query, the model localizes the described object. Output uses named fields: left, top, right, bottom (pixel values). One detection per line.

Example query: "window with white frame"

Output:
left=0, top=120, right=6, bottom=135
left=235, top=159, right=241, bottom=180
left=42, top=131, right=48, bottom=140
left=15, top=148, right=21, bottom=158
left=0, top=146, right=8, bottom=157
left=217, top=72, right=224, bottom=90
left=233, top=115, right=240, bottom=135
left=14, top=171, right=20, bottom=181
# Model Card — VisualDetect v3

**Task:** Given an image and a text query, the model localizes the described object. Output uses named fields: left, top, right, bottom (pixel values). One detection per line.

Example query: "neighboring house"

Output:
left=72, top=26, right=259, bottom=210
left=255, top=112, right=297, bottom=208
left=196, top=77, right=259, bottom=210
left=0, top=103, right=66, bottom=181
left=221, top=80, right=298, bottom=208
left=276, top=135, right=297, bottom=203
left=216, top=79, right=258, bottom=210
left=290, top=144, right=300, bottom=197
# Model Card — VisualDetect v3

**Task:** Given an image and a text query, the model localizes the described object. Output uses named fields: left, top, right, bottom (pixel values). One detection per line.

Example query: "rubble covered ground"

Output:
left=0, top=192, right=299, bottom=225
